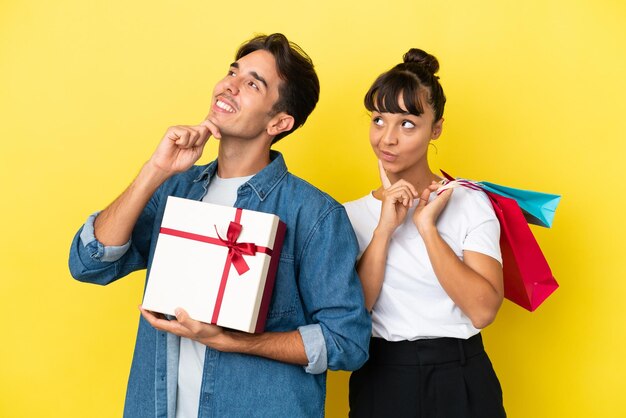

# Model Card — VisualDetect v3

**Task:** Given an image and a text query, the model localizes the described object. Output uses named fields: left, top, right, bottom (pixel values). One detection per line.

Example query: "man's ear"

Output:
left=267, top=113, right=295, bottom=136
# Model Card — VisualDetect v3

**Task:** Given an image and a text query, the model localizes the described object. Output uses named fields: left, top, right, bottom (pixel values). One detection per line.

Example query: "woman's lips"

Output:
left=379, top=150, right=397, bottom=162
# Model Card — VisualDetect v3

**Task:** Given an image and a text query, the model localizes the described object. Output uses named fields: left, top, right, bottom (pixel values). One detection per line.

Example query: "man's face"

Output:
left=206, top=49, right=283, bottom=141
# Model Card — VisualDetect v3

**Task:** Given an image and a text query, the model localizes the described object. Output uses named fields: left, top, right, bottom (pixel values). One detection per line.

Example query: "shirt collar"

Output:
left=192, top=150, right=288, bottom=201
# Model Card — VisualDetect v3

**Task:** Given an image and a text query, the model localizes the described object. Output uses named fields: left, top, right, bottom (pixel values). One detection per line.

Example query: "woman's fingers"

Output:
left=383, top=184, right=417, bottom=207
left=378, top=160, right=392, bottom=189
left=435, top=187, right=454, bottom=205
left=386, top=181, right=419, bottom=198
left=415, top=187, right=431, bottom=210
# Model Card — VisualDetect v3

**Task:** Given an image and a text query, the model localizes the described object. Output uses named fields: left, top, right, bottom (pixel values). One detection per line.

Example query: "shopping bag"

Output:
left=439, top=171, right=559, bottom=311
left=486, top=192, right=559, bottom=311
left=440, top=170, right=561, bottom=227
left=479, top=182, right=560, bottom=228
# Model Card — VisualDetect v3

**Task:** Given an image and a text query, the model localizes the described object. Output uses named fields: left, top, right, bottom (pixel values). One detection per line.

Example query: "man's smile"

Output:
left=214, top=94, right=238, bottom=113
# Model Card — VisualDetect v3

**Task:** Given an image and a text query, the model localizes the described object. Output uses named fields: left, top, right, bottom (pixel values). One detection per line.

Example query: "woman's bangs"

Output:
left=366, top=73, right=425, bottom=116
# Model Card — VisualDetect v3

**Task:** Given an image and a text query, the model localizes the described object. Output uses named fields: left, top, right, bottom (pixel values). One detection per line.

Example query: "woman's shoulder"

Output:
left=343, top=193, right=379, bottom=224
left=343, top=193, right=374, bottom=209
left=448, top=184, right=490, bottom=202
left=446, top=185, right=495, bottom=219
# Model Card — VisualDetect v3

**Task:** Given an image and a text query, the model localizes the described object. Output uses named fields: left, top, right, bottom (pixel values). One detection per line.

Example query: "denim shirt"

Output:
left=68, top=151, right=371, bottom=418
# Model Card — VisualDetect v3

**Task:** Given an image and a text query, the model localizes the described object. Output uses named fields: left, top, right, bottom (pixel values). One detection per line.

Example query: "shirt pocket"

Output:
left=266, top=253, right=299, bottom=323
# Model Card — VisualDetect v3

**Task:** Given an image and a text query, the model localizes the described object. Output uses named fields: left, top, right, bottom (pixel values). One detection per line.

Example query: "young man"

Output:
left=69, top=33, right=371, bottom=418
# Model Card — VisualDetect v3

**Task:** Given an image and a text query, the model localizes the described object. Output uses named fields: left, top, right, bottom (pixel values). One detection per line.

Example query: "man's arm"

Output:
left=140, top=307, right=309, bottom=365
left=294, top=206, right=371, bottom=372
left=94, top=122, right=220, bottom=246
left=69, top=122, right=220, bottom=284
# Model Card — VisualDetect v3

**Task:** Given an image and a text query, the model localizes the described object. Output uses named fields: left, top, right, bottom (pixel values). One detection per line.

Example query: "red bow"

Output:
left=215, top=221, right=258, bottom=275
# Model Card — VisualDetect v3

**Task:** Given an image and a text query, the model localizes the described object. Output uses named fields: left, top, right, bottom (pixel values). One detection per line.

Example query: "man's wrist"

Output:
left=202, top=329, right=238, bottom=352
left=138, top=160, right=174, bottom=191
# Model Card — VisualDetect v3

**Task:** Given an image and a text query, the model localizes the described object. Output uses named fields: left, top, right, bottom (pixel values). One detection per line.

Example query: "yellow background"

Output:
left=2, top=0, right=625, bottom=416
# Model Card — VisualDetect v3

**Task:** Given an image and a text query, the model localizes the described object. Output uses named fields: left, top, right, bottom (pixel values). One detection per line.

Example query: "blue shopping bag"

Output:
left=439, top=170, right=561, bottom=228
left=479, top=182, right=561, bottom=228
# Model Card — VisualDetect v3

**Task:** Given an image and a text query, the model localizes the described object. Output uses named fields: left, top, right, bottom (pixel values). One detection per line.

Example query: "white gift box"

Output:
left=142, top=196, right=286, bottom=333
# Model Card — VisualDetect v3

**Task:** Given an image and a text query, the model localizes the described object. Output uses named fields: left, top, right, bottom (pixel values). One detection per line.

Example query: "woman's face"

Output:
left=369, top=93, right=443, bottom=178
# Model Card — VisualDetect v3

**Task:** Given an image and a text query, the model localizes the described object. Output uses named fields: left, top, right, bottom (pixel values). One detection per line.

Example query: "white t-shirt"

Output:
left=176, top=173, right=253, bottom=418
left=344, top=186, right=501, bottom=341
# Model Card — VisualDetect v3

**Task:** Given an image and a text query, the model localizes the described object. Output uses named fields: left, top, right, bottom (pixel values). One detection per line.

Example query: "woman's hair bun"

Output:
left=403, top=48, right=439, bottom=75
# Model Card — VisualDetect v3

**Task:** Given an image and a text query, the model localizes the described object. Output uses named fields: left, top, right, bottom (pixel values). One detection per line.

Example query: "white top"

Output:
left=344, top=187, right=501, bottom=341
left=176, top=173, right=253, bottom=418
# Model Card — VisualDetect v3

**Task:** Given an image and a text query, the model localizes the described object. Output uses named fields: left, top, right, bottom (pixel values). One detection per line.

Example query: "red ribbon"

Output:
left=214, top=221, right=257, bottom=275
left=159, top=208, right=272, bottom=324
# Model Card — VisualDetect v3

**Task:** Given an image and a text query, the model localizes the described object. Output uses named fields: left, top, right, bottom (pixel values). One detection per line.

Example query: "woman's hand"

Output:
left=412, top=181, right=503, bottom=328
left=413, top=181, right=453, bottom=234
left=376, top=160, right=418, bottom=236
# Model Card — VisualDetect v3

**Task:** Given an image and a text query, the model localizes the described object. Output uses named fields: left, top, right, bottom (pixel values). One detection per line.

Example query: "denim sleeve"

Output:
left=297, top=207, right=371, bottom=373
left=79, top=212, right=131, bottom=262
left=68, top=190, right=161, bottom=285
left=298, top=324, right=327, bottom=374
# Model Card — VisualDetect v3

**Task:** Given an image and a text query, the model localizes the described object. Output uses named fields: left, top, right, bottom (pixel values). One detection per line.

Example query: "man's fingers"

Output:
left=189, top=129, right=201, bottom=146
left=200, top=119, right=222, bottom=139
left=187, top=126, right=210, bottom=148
left=174, top=129, right=191, bottom=147
left=140, top=306, right=170, bottom=328
left=140, top=306, right=192, bottom=336
left=378, top=160, right=392, bottom=189
left=176, top=307, right=213, bottom=336
left=174, top=308, right=197, bottom=331
left=165, top=127, right=182, bottom=143
left=165, top=124, right=217, bottom=149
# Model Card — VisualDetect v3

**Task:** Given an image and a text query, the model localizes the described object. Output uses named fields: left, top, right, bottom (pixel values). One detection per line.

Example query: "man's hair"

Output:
left=236, top=33, right=320, bottom=143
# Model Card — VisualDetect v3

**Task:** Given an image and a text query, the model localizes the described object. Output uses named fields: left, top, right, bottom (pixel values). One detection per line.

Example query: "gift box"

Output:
left=142, top=196, right=286, bottom=333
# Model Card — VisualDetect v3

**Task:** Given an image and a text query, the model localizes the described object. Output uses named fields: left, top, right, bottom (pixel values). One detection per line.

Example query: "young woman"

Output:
left=344, top=49, right=506, bottom=418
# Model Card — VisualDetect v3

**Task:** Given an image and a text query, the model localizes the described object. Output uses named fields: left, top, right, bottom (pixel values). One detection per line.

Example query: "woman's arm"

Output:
left=357, top=162, right=418, bottom=311
left=356, top=228, right=394, bottom=311
left=420, top=229, right=503, bottom=328
left=414, top=185, right=504, bottom=329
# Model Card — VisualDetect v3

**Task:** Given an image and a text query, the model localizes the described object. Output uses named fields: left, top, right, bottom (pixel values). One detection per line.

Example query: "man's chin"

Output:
left=206, top=113, right=218, bottom=125
left=205, top=115, right=224, bottom=139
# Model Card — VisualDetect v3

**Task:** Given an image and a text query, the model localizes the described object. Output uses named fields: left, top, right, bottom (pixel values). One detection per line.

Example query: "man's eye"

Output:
left=228, top=70, right=236, bottom=77
left=373, top=117, right=384, bottom=126
left=249, top=81, right=259, bottom=90
left=402, top=120, right=415, bottom=128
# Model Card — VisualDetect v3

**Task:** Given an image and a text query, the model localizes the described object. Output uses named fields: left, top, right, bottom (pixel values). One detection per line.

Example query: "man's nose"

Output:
left=224, top=77, right=241, bottom=95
